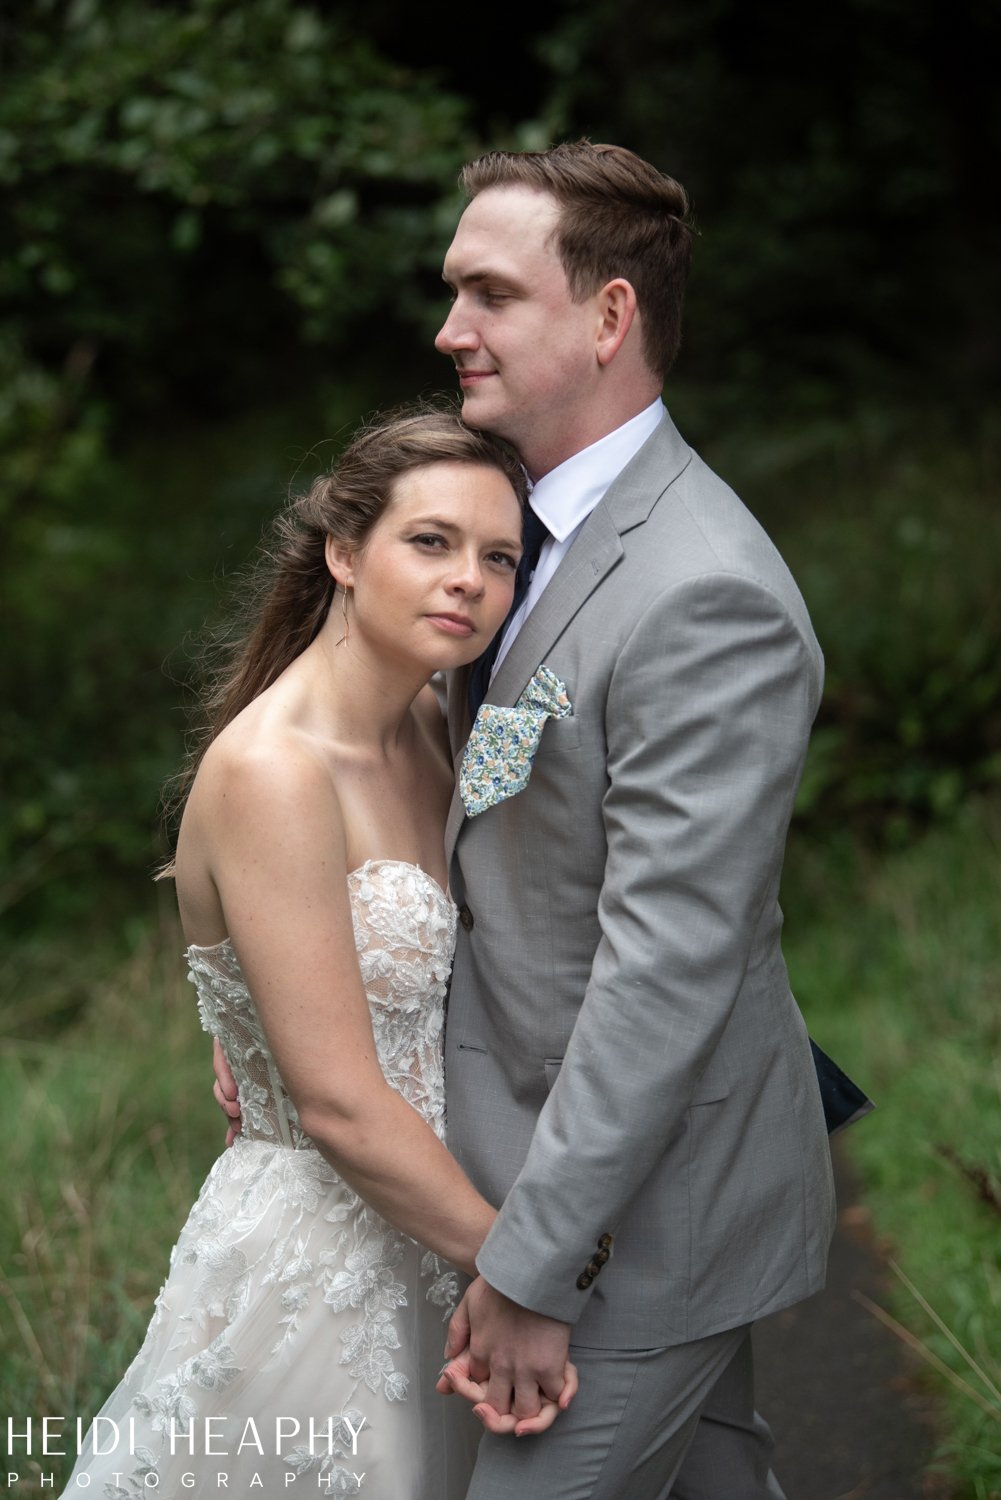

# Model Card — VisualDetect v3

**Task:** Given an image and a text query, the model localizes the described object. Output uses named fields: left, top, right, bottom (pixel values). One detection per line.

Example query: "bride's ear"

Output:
left=325, top=534, right=355, bottom=589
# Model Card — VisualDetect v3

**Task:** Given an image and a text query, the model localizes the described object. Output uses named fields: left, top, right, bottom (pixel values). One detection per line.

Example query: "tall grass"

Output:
left=0, top=900, right=220, bottom=1491
left=4, top=807, right=998, bottom=1494
left=2, top=816, right=998, bottom=1491
left=783, top=796, right=1001, bottom=1495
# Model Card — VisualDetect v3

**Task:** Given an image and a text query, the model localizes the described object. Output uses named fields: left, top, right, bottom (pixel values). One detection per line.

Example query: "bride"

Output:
left=59, top=409, right=574, bottom=1500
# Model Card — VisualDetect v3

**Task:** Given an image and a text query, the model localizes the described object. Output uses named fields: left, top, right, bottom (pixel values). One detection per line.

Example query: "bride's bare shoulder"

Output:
left=188, top=711, right=342, bottom=835
left=174, top=708, right=348, bottom=939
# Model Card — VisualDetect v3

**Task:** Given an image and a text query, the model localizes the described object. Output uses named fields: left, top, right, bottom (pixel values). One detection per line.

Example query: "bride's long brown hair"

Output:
left=158, top=406, right=525, bottom=866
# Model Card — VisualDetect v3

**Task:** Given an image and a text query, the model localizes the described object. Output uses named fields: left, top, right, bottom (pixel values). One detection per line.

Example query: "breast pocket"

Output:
left=537, top=715, right=582, bottom=754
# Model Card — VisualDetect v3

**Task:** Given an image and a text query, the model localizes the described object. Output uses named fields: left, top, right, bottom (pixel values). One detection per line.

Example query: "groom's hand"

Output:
left=442, top=1275, right=573, bottom=1432
left=212, top=1037, right=242, bottom=1146
left=437, top=1345, right=577, bottom=1436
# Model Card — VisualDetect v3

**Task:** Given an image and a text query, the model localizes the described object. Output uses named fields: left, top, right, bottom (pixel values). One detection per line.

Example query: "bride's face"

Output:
left=333, top=460, right=524, bottom=671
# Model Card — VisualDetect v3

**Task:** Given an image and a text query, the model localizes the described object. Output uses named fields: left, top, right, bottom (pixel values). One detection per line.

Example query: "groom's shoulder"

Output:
left=618, top=425, right=775, bottom=571
left=611, top=409, right=754, bottom=538
left=613, top=421, right=815, bottom=631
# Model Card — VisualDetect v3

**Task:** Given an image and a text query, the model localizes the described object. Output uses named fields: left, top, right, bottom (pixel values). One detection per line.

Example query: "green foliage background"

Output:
left=1, top=1, right=999, bottom=1490
left=3, top=0, right=999, bottom=931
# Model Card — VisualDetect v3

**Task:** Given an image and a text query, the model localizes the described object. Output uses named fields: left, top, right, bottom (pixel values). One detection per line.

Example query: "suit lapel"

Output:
left=444, top=510, right=622, bottom=864
left=444, top=413, right=693, bottom=863
left=488, top=505, right=623, bottom=707
left=487, top=412, right=692, bottom=710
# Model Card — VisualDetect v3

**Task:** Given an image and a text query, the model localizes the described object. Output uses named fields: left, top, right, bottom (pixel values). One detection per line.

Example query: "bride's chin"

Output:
left=427, top=650, right=480, bottom=676
left=453, top=640, right=491, bottom=671
left=418, top=634, right=487, bottom=674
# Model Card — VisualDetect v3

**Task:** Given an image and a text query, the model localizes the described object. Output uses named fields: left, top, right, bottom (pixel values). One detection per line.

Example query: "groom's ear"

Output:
left=594, top=278, right=638, bottom=367
left=325, top=534, right=355, bottom=587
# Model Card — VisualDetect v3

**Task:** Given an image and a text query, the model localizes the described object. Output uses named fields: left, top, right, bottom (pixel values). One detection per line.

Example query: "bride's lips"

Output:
left=427, top=612, right=476, bottom=637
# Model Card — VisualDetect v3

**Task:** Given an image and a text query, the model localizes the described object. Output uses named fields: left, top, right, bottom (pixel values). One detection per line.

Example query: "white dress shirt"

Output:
left=491, top=398, right=666, bottom=677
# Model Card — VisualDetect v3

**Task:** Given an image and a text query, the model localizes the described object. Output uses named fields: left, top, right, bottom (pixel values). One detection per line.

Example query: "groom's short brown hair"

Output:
left=461, top=140, right=693, bottom=379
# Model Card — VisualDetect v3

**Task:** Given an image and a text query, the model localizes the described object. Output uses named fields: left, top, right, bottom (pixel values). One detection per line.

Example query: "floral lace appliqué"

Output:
left=70, top=862, right=463, bottom=1499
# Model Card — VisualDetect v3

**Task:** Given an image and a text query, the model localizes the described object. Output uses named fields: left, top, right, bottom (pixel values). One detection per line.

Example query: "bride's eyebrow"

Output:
left=406, top=516, right=522, bottom=553
left=406, top=515, right=460, bottom=532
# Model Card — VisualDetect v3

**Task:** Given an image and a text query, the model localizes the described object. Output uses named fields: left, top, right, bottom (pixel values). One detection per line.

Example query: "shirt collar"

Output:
left=527, top=398, right=666, bottom=542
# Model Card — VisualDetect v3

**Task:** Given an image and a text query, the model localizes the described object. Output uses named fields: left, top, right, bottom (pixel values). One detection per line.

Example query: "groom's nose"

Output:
left=435, top=301, right=477, bottom=355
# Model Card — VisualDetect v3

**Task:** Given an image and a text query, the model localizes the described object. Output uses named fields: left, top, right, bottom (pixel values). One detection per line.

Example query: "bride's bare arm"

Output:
left=186, top=739, right=496, bottom=1276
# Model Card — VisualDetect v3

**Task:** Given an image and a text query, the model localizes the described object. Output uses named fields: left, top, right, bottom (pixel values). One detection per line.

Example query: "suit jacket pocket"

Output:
left=547, top=1056, right=730, bottom=1105
left=537, top=714, right=581, bottom=752
left=689, top=1059, right=731, bottom=1105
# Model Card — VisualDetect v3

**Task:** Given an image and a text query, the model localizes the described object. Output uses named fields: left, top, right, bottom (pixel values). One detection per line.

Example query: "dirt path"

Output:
left=753, top=1144, right=951, bottom=1500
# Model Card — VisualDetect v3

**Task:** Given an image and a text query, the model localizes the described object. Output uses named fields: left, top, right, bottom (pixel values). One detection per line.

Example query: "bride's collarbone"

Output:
left=342, top=793, right=450, bottom=877
left=335, top=753, right=451, bottom=882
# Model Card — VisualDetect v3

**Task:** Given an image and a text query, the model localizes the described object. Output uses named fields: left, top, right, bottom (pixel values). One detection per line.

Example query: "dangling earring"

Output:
left=338, top=583, right=350, bottom=646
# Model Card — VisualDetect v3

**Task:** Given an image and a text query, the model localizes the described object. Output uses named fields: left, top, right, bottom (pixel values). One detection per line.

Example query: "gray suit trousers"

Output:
left=465, top=1326, right=785, bottom=1500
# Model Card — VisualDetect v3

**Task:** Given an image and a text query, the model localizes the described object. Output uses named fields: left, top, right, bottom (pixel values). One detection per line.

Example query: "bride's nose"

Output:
left=445, top=550, right=486, bottom=598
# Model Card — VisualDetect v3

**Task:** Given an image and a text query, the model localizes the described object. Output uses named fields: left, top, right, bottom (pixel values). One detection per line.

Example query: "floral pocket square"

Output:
left=460, top=665, right=572, bottom=817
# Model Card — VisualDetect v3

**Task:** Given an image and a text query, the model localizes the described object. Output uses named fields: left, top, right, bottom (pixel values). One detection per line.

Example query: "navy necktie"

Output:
left=467, top=505, right=551, bottom=716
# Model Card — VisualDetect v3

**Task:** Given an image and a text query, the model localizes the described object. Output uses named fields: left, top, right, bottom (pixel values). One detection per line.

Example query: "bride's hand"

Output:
left=437, top=1348, right=578, bottom=1436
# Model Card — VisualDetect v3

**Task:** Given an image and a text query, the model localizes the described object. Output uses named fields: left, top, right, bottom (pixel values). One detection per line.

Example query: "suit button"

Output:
left=585, top=1259, right=601, bottom=1277
left=576, top=1272, right=592, bottom=1290
left=458, top=905, right=474, bottom=931
left=595, top=1247, right=610, bottom=1266
left=597, top=1233, right=613, bottom=1250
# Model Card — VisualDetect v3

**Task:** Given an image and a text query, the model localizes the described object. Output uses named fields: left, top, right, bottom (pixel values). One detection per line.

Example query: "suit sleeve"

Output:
left=474, top=569, right=823, bottom=1322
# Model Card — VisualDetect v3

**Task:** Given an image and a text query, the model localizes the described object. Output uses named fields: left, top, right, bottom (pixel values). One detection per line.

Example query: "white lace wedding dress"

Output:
left=61, top=860, right=479, bottom=1499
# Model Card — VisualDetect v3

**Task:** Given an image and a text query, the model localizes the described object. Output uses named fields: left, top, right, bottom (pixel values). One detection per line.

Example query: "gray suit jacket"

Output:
left=443, top=412, right=836, bottom=1349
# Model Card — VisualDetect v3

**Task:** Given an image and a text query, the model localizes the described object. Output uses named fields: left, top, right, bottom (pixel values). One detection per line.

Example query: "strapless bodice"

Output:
left=186, top=860, right=457, bottom=1150
left=60, top=862, right=474, bottom=1500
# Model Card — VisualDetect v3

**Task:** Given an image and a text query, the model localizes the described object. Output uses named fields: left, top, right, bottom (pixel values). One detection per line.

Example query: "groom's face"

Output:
left=436, top=186, right=602, bottom=477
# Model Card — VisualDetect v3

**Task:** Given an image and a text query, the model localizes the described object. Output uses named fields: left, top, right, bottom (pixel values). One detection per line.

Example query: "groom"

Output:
left=435, top=142, right=837, bottom=1498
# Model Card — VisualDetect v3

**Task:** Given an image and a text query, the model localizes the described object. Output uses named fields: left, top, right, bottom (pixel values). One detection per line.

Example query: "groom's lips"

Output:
left=455, top=368, right=496, bottom=386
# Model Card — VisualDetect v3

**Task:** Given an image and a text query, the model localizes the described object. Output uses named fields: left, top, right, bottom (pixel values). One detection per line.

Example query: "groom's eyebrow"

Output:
left=442, top=266, right=518, bottom=291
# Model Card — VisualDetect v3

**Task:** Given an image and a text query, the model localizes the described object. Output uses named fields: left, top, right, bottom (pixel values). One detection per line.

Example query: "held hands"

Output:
left=212, top=1037, right=242, bottom=1146
left=436, top=1276, right=577, bottom=1436
left=437, top=1347, right=578, bottom=1437
left=214, top=1048, right=576, bottom=1435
